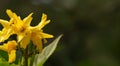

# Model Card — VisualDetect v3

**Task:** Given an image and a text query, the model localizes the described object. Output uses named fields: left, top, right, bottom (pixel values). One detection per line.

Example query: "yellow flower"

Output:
left=20, top=13, right=54, bottom=52
left=0, top=9, right=53, bottom=52
left=0, top=9, right=33, bottom=42
left=0, top=40, right=17, bottom=63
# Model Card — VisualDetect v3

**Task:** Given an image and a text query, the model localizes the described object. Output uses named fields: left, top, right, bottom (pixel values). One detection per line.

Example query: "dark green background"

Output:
left=0, top=0, right=120, bottom=66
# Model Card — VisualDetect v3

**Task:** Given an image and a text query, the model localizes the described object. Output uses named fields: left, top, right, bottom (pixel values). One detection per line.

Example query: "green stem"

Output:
left=24, top=47, right=28, bottom=66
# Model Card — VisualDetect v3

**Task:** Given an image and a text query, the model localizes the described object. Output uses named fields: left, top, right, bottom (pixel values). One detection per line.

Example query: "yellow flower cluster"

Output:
left=0, top=9, right=53, bottom=63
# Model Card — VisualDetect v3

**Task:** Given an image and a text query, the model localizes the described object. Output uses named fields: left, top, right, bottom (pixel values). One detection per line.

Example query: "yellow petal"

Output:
left=0, top=43, right=8, bottom=52
left=8, top=50, right=16, bottom=63
left=34, top=13, right=50, bottom=30
left=6, top=9, right=13, bottom=18
left=40, top=32, right=54, bottom=38
left=6, top=9, right=19, bottom=20
left=31, top=34, right=42, bottom=52
left=0, top=28, right=14, bottom=42
left=20, top=34, right=30, bottom=49
left=17, top=33, right=25, bottom=42
left=6, top=9, right=22, bottom=26
left=0, top=19, right=9, bottom=27
left=13, top=13, right=21, bottom=23
left=7, top=40, right=17, bottom=52
left=23, top=13, right=33, bottom=26
left=0, top=40, right=17, bottom=52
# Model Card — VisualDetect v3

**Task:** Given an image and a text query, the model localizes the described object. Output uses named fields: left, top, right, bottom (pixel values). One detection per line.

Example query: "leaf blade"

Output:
left=33, top=35, right=63, bottom=66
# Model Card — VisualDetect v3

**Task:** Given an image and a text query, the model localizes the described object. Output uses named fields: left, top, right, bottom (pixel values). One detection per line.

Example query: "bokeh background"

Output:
left=0, top=0, right=120, bottom=66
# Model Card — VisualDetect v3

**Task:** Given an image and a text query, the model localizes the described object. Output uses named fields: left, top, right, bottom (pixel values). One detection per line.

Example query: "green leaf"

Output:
left=0, top=61, right=18, bottom=66
left=0, top=50, right=8, bottom=61
left=32, top=35, right=63, bottom=66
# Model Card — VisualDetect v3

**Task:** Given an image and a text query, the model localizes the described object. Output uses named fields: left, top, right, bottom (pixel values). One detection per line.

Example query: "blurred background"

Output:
left=0, top=0, right=120, bottom=66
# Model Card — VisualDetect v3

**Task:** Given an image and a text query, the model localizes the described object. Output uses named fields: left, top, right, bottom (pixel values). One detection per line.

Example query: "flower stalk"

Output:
left=24, top=46, right=28, bottom=66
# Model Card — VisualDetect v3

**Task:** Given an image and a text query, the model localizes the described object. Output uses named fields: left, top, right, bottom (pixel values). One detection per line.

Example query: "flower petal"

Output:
left=20, top=34, right=30, bottom=49
left=0, top=43, right=8, bottom=52
left=7, top=40, right=17, bottom=52
left=8, top=50, right=16, bottom=63
left=6, top=9, right=22, bottom=26
left=6, top=9, right=14, bottom=18
left=0, top=19, right=9, bottom=27
left=17, top=33, right=25, bottom=42
left=34, top=13, right=50, bottom=30
left=31, top=35, right=42, bottom=52
left=23, top=13, right=33, bottom=26
left=0, top=28, right=14, bottom=42
left=0, top=40, right=17, bottom=52
left=40, top=32, right=54, bottom=38
left=6, top=9, right=19, bottom=20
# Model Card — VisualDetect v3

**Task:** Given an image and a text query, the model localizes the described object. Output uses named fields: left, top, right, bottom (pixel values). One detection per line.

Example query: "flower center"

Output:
left=20, top=27, right=26, bottom=32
